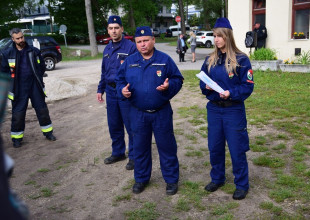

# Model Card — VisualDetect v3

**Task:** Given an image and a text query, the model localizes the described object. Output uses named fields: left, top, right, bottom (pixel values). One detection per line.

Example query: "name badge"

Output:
left=129, top=64, right=140, bottom=67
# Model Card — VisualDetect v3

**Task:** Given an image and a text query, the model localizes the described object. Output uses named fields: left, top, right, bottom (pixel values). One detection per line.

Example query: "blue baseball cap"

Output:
left=135, top=26, right=153, bottom=37
left=108, top=15, right=122, bottom=26
left=214, top=17, right=232, bottom=30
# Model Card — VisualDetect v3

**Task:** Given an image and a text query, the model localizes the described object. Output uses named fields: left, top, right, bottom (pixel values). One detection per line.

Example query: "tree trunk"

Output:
left=178, top=0, right=186, bottom=35
left=128, top=0, right=135, bottom=29
left=225, top=0, right=228, bottom=17
left=85, top=0, right=98, bottom=57
left=202, top=0, right=210, bottom=30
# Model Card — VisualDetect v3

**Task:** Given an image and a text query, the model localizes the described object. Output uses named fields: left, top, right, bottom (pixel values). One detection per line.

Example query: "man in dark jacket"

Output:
left=1, top=28, right=56, bottom=148
left=177, top=34, right=187, bottom=62
left=253, top=22, right=267, bottom=49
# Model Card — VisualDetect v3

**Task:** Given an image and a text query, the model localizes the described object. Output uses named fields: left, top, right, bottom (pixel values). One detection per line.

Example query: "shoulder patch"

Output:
left=247, top=69, right=253, bottom=80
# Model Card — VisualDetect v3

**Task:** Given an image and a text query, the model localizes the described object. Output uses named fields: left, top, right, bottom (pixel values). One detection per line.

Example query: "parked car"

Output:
left=152, top=28, right=160, bottom=37
left=196, top=31, right=214, bottom=48
left=96, top=32, right=109, bottom=43
left=165, top=29, right=172, bottom=37
left=0, top=36, right=62, bottom=71
left=97, top=32, right=134, bottom=44
left=168, top=25, right=190, bottom=37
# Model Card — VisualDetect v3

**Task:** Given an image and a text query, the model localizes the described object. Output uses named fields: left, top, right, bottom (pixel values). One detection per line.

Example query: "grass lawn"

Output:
left=174, top=70, right=310, bottom=219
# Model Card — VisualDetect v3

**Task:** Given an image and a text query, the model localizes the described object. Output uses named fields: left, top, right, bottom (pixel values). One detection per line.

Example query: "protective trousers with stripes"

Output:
left=11, top=77, right=53, bottom=140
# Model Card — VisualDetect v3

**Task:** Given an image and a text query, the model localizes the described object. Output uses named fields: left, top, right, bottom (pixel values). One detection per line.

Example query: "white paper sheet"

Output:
left=196, top=71, right=225, bottom=94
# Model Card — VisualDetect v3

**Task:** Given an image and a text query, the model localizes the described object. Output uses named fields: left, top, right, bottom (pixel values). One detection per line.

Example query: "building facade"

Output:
left=229, top=0, right=310, bottom=60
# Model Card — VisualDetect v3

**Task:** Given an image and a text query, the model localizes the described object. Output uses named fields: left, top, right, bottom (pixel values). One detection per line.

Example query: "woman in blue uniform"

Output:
left=199, top=18, right=254, bottom=200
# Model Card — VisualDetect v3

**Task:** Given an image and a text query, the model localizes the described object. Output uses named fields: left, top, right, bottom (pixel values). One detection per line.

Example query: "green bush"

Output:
left=250, top=48, right=277, bottom=61
left=295, top=50, right=310, bottom=65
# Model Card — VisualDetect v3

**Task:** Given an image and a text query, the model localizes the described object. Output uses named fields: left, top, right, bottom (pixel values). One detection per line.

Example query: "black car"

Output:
left=165, top=29, right=172, bottom=37
left=0, top=36, right=62, bottom=71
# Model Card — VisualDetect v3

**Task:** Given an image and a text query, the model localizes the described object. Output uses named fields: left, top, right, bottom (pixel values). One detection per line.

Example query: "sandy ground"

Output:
left=0, top=43, right=284, bottom=219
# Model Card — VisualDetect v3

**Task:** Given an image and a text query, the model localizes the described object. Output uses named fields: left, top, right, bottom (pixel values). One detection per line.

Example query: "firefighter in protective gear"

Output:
left=1, top=28, right=56, bottom=148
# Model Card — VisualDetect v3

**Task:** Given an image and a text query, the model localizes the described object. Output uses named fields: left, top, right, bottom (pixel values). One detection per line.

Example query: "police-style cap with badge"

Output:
left=108, top=15, right=122, bottom=26
left=135, top=26, right=153, bottom=37
left=213, top=17, right=233, bottom=30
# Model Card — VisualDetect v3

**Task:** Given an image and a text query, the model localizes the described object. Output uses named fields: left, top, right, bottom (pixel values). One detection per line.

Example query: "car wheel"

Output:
left=205, top=41, right=212, bottom=48
left=44, top=57, right=55, bottom=71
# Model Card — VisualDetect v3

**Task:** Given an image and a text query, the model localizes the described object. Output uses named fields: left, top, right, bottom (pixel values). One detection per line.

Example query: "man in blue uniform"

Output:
left=97, top=16, right=137, bottom=170
left=200, top=17, right=254, bottom=200
left=116, top=26, right=183, bottom=195
left=1, top=28, right=56, bottom=148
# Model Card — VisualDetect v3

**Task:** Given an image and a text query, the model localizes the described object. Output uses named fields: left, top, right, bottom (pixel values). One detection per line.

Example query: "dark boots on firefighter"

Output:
left=45, top=132, right=56, bottom=141
left=12, top=139, right=22, bottom=148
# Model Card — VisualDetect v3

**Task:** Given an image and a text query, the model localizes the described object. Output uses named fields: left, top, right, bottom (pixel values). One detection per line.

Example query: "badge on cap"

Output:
left=228, top=72, right=234, bottom=79
left=247, top=69, right=253, bottom=80
left=156, top=70, right=162, bottom=77
left=120, top=60, right=124, bottom=64
left=141, top=30, right=144, bottom=34
left=114, top=18, right=116, bottom=21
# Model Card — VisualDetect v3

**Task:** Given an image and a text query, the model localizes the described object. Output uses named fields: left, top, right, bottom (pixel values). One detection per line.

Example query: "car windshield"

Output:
left=0, top=38, right=11, bottom=49
left=196, top=32, right=204, bottom=36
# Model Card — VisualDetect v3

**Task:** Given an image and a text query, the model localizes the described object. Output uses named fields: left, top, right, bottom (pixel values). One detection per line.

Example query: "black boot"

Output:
left=45, top=132, right=56, bottom=141
left=12, top=138, right=22, bottom=148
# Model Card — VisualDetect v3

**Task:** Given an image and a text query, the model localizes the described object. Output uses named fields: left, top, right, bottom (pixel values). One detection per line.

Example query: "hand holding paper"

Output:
left=196, top=71, right=224, bottom=94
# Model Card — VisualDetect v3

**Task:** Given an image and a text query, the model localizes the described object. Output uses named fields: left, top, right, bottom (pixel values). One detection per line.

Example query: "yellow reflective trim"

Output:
left=8, top=92, right=14, bottom=100
left=9, top=63, right=15, bottom=67
left=42, top=126, right=53, bottom=133
left=11, top=134, right=24, bottom=139
left=37, top=59, right=40, bottom=64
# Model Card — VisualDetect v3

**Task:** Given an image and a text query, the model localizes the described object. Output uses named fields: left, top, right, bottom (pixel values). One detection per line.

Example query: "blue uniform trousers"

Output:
left=130, top=104, right=179, bottom=184
left=11, top=77, right=52, bottom=139
left=105, top=85, right=133, bottom=159
left=207, top=102, right=249, bottom=191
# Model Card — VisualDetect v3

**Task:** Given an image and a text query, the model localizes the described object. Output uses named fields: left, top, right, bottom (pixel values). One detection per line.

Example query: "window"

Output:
left=292, top=0, right=310, bottom=39
left=252, top=0, right=266, bottom=26
left=166, top=7, right=171, bottom=14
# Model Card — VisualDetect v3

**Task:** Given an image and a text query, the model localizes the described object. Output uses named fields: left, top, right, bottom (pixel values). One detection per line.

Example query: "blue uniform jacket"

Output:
left=97, top=38, right=137, bottom=94
left=116, top=48, right=184, bottom=110
left=200, top=52, right=254, bottom=102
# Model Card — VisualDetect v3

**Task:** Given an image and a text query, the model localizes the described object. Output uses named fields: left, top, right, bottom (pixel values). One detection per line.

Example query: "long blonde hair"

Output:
left=207, top=28, right=245, bottom=74
left=190, top=31, right=196, bottom=38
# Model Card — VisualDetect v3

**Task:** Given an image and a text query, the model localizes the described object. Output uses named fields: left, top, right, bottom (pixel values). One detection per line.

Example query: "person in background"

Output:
left=116, top=26, right=183, bottom=195
left=177, top=34, right=186, bottom=62
left=1, top=28, right=56, bottom=148
left=96, top=15, right=137, bottom=170
left=188, top=31, right=197, bottom=62
left=253, top=21, right=267, bottom=49
left=199, top=17, right=254, bottom=200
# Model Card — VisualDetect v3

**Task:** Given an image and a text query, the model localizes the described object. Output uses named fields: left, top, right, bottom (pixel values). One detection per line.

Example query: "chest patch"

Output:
left=247, top=69, right=253, bottom=80
left=156, top=70, right=162, bottom=77
left=228, top=72, right=234, bottom=79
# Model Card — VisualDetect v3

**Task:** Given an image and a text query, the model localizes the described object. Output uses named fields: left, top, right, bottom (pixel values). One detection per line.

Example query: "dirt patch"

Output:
left=0, top=83, right=299, bottom=219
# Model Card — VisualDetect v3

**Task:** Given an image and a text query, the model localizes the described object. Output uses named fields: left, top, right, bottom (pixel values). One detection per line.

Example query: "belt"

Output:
left=107, top=82, right=116, bottom=88
left=137, top=102, right=169, bottom=113
left=210, top=100, right=241, bottom=107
